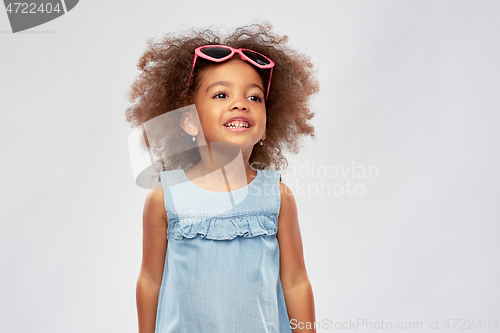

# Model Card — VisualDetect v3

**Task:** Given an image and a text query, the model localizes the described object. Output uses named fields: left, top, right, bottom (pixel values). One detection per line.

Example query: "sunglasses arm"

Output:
left=266, top=67, right=273, bottom=100
left=186, top=54, right=199, bottom=88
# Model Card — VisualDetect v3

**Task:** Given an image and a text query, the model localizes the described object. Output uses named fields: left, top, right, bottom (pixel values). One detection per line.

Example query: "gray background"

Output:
left=1, top=0, right=499, bottom=332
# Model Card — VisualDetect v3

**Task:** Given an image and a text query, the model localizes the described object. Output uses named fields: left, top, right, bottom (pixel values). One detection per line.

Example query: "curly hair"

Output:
left=125, top=21, right=319, bottom=173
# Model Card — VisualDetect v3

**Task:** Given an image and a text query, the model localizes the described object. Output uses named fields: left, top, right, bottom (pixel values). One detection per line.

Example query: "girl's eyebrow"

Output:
left=206, top=81, right=264, bottom=94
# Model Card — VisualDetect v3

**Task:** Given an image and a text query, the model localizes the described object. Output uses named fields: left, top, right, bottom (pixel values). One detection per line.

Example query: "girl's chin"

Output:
left=204, top=138, right=255, bottom=150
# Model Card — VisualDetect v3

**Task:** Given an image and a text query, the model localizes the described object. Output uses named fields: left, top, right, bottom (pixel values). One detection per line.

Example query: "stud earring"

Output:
left=259, top=139, right=264, bottom=146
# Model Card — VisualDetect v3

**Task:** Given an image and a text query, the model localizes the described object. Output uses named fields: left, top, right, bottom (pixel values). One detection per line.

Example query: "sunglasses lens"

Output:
left=200, top=47, right=232, bottom=59
left=242, top=50, right=270, bottom=66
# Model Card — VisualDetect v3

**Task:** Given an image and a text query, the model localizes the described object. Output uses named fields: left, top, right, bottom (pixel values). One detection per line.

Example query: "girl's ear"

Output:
left=180, top=112, right=199, bottom=137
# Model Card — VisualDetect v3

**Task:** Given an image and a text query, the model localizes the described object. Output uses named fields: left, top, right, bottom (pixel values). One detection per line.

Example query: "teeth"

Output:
left=224, top=120, right=250, bottom=128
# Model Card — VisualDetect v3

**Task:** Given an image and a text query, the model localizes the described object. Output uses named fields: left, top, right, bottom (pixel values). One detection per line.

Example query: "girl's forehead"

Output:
left=200, top=59, right=264, bottom=86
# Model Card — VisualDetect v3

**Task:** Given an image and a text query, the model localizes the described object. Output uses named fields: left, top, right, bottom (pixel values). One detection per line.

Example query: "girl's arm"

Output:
left=136, top=187, right=168, bottom=333
left=278, top=181, right=316, bottom=333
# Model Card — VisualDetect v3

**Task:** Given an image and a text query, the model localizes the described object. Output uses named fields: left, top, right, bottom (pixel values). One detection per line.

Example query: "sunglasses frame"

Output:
left=187, top=45, right=275, bottom=99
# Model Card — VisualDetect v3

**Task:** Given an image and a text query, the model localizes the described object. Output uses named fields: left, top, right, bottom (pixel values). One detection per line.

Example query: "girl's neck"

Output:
left=186, top=142, right=257, bottom=191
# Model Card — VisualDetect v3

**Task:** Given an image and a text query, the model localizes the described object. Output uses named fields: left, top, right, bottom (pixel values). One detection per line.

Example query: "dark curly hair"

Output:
left=125, top=21, right=319, bottom=174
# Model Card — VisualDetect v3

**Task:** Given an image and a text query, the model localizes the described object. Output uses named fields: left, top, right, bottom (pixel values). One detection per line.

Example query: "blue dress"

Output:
left=155, top=168, right=293, bottom=333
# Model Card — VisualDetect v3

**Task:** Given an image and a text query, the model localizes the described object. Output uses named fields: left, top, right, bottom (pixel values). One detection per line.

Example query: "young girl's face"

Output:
left=192, top=58, right=267, bottom=155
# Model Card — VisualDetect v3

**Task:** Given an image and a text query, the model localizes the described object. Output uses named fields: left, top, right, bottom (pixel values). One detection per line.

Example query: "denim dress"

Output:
left=155, top=168, right=293, bottom=333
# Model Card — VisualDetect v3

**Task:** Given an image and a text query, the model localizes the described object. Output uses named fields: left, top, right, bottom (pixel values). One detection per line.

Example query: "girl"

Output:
left=125, top=22, right=319, bottom=333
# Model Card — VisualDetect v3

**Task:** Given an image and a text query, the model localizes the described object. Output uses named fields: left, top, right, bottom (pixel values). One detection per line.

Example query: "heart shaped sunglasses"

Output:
left=186, top=45, right=275, bottom=99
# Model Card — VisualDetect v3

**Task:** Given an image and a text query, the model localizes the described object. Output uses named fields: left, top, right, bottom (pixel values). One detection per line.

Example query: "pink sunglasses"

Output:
left=186, top=45, right=275, bottom=99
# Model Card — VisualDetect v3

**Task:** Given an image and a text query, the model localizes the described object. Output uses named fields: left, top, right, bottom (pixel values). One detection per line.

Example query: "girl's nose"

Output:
left=230, top=96, right=248, bottom=110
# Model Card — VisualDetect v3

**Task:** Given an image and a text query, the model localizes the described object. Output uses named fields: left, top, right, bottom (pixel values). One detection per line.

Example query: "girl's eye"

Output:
left=249, top=95, right=263, bottom=102
left=212, top=91, right=264, bottom=102
left=213, top=91, right=227, bottom=99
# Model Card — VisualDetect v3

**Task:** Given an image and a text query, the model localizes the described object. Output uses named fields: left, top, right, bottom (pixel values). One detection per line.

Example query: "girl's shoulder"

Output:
left=144, top=185, right=169, bottom=225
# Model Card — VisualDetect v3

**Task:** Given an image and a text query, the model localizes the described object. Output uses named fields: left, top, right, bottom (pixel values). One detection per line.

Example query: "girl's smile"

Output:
left=223, top=115, right=253, bottom=131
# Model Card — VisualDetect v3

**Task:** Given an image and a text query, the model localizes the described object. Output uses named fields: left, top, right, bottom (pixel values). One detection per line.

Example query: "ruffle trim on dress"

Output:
left=167, top=213, right=278, bottom=240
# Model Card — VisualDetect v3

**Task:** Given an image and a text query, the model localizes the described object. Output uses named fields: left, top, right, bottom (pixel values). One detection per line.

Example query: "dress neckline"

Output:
left=180, top=168, right=261, bottom=194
